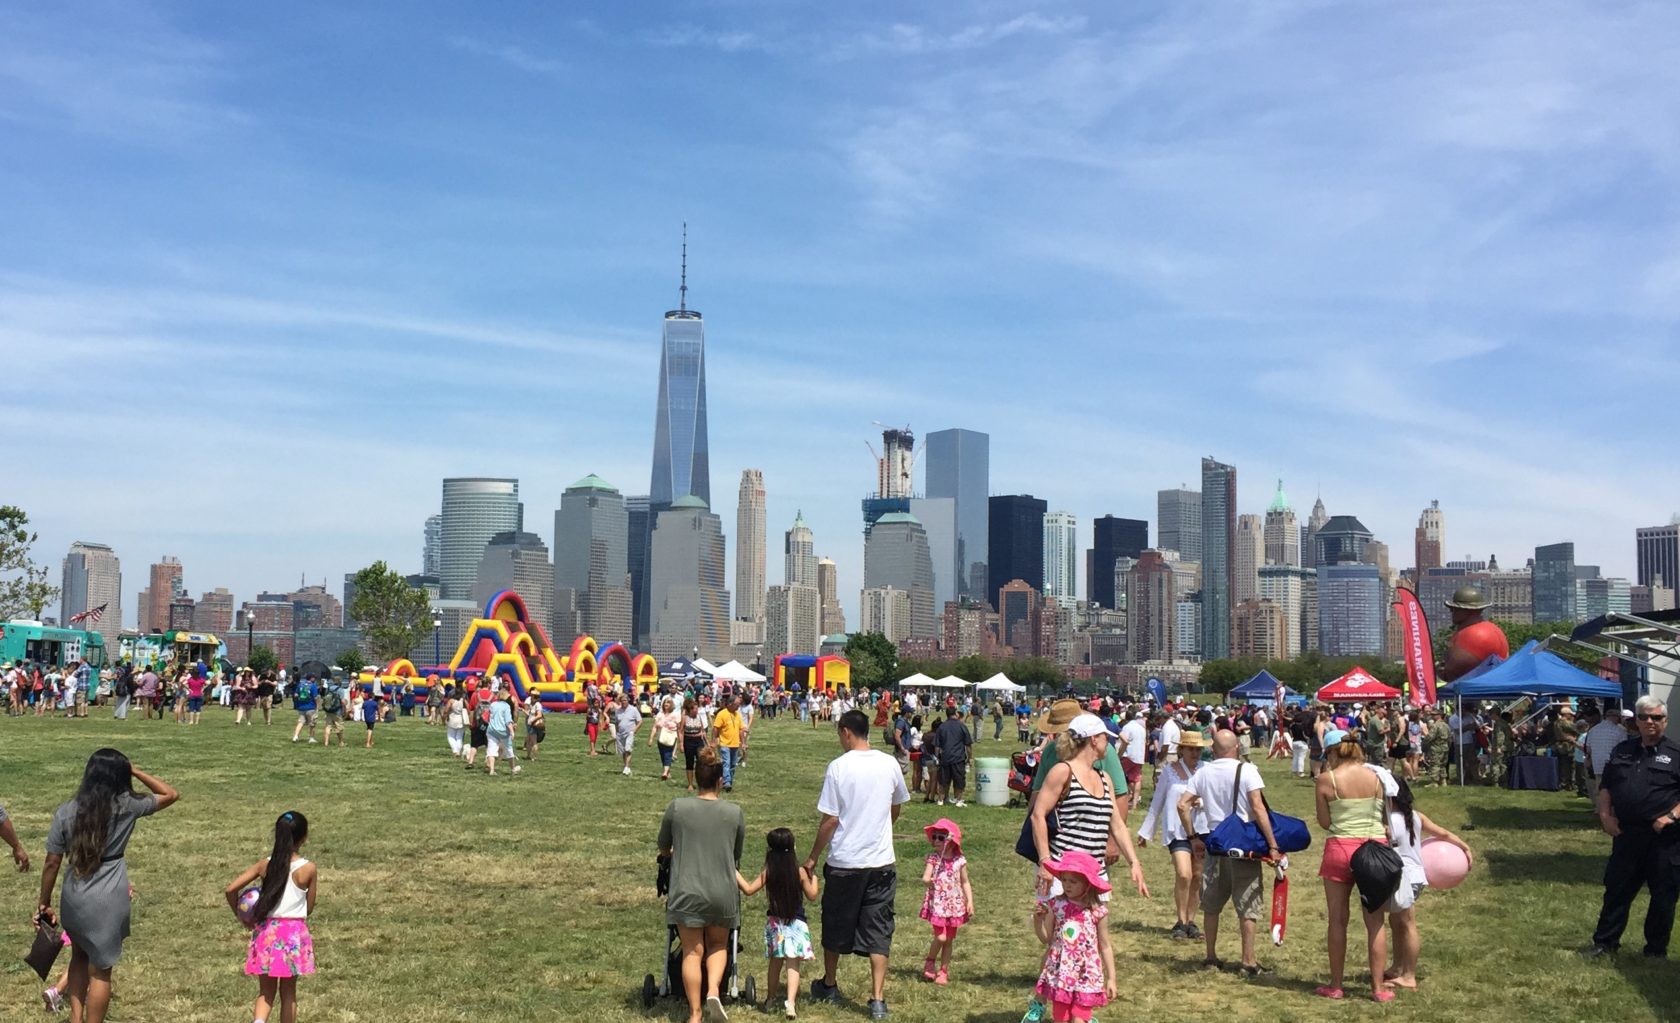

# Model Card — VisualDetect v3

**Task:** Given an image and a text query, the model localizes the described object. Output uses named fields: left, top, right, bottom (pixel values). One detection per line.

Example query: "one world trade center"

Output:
left=649, top=226, right=710, bottom=507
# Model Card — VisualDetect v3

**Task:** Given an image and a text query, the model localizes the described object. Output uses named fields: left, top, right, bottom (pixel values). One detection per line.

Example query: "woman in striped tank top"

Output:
left=1031, top=714, right=1150, bottom=899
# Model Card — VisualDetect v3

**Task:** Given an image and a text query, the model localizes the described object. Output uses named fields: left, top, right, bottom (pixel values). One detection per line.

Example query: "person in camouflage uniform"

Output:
left=1489, top=710, right=1515, bottom=787
left=1425, top=708, right=1452, bottom=786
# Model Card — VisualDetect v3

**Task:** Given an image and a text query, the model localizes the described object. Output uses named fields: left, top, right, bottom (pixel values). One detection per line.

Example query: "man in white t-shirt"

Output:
left=1178, top=729, right=1277, bottom=975
left=805, top=708, right=910, bottom=1021
left=1119, top=712, right=1149, bottom=795
left=1161, top=714, right=1183, bottom=765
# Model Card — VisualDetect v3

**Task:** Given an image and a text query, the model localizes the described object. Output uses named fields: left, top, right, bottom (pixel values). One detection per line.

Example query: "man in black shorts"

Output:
left=933, top=705, right=974, bottom=807
left=805, top=710, right=910, bottom=1020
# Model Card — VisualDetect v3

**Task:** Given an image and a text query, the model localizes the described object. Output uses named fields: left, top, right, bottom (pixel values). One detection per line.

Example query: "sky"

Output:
left=4, top=0, right=1679, bottom=630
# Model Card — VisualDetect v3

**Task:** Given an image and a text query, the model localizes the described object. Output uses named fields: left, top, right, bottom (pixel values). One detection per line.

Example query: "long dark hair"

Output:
left=763, top=828, right=803, bottom=919
left=68, top=749, right=136, bottom=878
left=252, top=811, right=309, bottom=922
left=1391, top=777, right=1418, bottom=846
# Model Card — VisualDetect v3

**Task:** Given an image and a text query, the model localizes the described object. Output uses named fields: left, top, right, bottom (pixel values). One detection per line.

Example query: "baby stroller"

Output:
left=1008, top=749, right=1040, bottom=807
left=641, top=855, right=757, bottom=1009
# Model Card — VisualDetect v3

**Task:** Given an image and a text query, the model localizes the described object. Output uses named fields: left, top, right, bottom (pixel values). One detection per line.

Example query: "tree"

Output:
left=0, top=505, right=59, bottom=620
left=844, top=632, right=898, bottom=690
left=247, top=645, right=279, bottom=675
left=347, top=561, right=434, bottom=664
left=335, top=648, right=366, bottom=676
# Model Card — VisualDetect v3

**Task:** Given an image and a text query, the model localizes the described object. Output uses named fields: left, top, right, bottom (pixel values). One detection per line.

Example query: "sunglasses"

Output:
left=1638, top=714, right=1667, bottom=722
left=929, top=832, right=949, bottom=841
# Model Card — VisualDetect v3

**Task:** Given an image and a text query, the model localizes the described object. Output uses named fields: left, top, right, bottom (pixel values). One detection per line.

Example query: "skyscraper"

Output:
left=423, top=514, right=442, bottom=577
left=144, top=557, right=183, bottom=635
left=997, top=579, right=1043, bottom=656
left=1042, top=511, right=1078, bottom=605
left=60, top=541, right=122, bottom=650
left=1415, top=501, right=1444, bottom=573
left=474, top=531, right=554, bottom=635
left=1534, top=541, right=1576, bottom=622
left=924, top=428, right=990, bottom=602
left=1318, top=563, right=1386, bottom=656
left=987, top=495, right=1047, bottom=612
left=627, top=495, right=653, bottom=647
left=194, top=588, right=235, bottom=635
left=1234, top=514, right=1263, bottom=607
left=1637, top=523, right=1679, bottom=593
left=553, top=475, right=633, bottom=643
left=765, top=584, right=820, bottom=658
left=1314, top=515, right=1374, bottom=567
left=1305, top=497, right=1329, bottom=569
left=1259, top=564, right=1315, bottom=659
left=860, top=586, right=913, bottom=644
left=1233, top=598, right=1287, bottom=660
left=1087, top=516, right=1148, bottom=611
left=648, top=496, right=730, bottom=662
left=735, top=470, right=767, bottom=626
left=816, top=558, right=846, bottom=636
left=908, top=496, right=957, bottom=614
left=1262, top=481, right=1299, bottom=567
left=784, top=511, right=816, bottom=588
left=649, top=229, right=711, bottom=508
left=1200, top=458, right=1237, bottom=660
left=1127, top=551, right=1179, bottom=663
left=1157, top=487, right=1202, bottom=561
left=875, top=428, right=915, bottom=500
left=439, top=478, right=522, bottom=601
left=863, top=513, right=937, bottom=638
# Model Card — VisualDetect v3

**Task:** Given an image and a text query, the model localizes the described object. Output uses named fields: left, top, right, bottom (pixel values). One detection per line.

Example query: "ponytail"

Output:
left=251, top=811, right=308, bottom=922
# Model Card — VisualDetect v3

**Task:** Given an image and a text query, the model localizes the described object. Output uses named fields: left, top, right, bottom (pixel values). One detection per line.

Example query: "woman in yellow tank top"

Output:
left=1313, top=729, right=1391, bottom=1003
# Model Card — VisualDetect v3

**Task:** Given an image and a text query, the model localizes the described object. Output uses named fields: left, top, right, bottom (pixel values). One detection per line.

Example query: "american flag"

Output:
left=69, top=602, right=107, bottom=625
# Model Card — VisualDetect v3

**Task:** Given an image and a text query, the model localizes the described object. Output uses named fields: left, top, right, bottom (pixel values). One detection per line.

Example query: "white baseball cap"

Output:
left=1066, top=713, right=1109, bottom=739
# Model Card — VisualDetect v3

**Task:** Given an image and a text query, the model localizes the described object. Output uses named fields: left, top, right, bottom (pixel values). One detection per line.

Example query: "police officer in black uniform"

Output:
left=1587, top=695, right=1680, bottom=957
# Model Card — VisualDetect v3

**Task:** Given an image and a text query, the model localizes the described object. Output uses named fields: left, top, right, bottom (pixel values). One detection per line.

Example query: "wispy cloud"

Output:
left=838, top=13, right=1087, bottom=57
left=644, top=25, right=776, bottom=54
left=446, top=35, right=564, bottom=75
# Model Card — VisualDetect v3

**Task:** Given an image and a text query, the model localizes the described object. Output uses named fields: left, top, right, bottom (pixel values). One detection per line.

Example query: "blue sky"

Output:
left=4, top=0, right=1677, bottom=629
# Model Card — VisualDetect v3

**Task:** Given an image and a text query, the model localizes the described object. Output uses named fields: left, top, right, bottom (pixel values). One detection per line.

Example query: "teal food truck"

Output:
left=0, top=621, right=108, bottom=670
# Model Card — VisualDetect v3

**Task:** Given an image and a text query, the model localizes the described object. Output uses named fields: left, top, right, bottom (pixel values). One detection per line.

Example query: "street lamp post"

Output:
left=431, top=608, right=443, bottom=666
left=246, top=615, right=255, bottom=667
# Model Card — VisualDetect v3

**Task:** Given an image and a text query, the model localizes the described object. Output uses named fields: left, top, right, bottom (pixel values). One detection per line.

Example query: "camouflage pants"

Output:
left=1426, top=741, right=1450, bottom=784
left=1489, top=742, right=1509, bottom=786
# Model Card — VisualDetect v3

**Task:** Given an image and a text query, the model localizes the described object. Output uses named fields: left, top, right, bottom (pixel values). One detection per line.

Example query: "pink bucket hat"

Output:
left=1042, top=849, right=1111, bottom=893
left=923, top=817, right=963, bottom=851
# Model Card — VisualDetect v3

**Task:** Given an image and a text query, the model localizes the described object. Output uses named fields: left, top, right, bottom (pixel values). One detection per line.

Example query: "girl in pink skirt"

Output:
left=918, top=818, right=974, bottom=985
left=225, top=811, right=316, bottom=1023
left=1033, top=850, right=1114, bottom=1022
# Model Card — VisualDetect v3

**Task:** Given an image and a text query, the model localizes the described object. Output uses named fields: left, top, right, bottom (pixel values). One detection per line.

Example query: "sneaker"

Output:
left=1021, top=997, right=1047, bottom=1023
left=43, top=987, right=63, bottom=1012
left=934, top=969, right=948, bottom=986
left=511, top=764, right=521, bottom=775
left=868, top=999, right=889, bottom=1020
left=308, top=738, right=318, bottom=744
left=1168, top=922, right=1187, bottom=940
left=1184, top=922, right=1203, bottom=940
left=623, top=766, right=631, bottom=776
left=1581, top=945, right=1618, bottom=959
left=952, top=800, right=967, bottom=808
left=936, top=799, right=945, bottom=806
left=923, top=958, right=937, bottom=981
left=784, top=999, right=797, bottom=1019
left=809, top=979, right=840, bottom=1004
left=704, top=994, right=729, bottom=1022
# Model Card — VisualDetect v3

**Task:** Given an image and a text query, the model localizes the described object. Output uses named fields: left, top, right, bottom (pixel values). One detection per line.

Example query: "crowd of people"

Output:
left=8, top=665, right=1677, bottom=1023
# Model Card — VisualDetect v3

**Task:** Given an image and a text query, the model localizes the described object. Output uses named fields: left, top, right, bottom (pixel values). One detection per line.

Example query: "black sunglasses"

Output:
left=1638, top=714, right=1667, bottom=722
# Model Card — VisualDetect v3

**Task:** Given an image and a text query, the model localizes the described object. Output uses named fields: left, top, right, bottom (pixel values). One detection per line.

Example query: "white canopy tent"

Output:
left=691, top=657, right=721, bottom=677
left=897, top=671, right=938, bottom=689
left=974, top=673, right=1025, bottom=693
left=711, top=660, right=766, bottom=683
left=929, top=675, right=971, bottom=689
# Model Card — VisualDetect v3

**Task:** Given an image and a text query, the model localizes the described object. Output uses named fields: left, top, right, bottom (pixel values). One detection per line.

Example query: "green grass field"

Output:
left=0, top=708, right=1671, bottom=1023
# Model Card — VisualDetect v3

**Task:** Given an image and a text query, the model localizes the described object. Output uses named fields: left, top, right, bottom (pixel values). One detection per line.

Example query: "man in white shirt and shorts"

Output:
left=805, top=709, right=910, bottom=1021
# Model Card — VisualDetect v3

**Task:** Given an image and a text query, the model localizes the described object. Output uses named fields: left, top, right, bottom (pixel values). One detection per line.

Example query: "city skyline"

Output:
left=7, top=3, right=1677, bottom=631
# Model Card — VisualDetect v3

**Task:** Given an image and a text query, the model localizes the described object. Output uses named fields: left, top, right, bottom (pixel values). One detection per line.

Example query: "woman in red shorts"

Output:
left=1313, top=729, right=1391, bottom=1003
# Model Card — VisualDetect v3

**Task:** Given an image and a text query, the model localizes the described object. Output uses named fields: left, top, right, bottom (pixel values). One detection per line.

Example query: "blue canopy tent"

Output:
left=1228, top=670, right=1297, bottom=701
left=1438, top=640, right=1622, bottom=700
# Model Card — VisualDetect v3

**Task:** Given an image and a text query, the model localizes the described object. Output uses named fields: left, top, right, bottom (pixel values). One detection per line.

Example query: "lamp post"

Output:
left=431, top=607, right=443, bottom=667
left=246, top=614, right=255, bottom=667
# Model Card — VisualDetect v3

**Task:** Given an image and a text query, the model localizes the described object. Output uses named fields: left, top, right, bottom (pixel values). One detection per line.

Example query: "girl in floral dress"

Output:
left=1033, top=850, right=1115, bottom=1023
left=918, top=818, right=974, bottom=985
left=225, top=811, right=316, bottom=1023
left=737, top=828, right=819, bottom=1019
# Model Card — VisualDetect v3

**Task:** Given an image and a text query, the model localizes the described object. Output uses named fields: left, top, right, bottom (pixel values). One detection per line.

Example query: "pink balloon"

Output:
left=1420, top=838, right=1470, bottom=890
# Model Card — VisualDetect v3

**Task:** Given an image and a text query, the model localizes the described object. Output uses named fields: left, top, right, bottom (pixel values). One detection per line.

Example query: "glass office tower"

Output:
left=925, top=428, right=989, bottom=603
left=650, top=310, right=710, bottom=507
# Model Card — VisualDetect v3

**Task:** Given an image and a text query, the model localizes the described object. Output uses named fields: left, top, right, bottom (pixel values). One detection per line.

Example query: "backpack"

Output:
left=321, top=687, right=343, bottom=715
left=293, top=681, right=316, bottom=709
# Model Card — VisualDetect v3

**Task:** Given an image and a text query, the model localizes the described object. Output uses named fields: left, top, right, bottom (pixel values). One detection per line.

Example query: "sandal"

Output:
left=1372, top=990, right=1396, bottom=1003
left=1239, top=963, right=1272, bottom=978
left=1314, top=986, right=1345, bottom=999
left=1200, top=957, right=1225, bottom=971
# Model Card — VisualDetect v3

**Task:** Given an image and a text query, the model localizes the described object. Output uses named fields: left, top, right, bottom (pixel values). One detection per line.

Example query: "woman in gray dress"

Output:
left=658, top=746, right=744, bottom=1023
left=35, top=748, right=178, bottom=1023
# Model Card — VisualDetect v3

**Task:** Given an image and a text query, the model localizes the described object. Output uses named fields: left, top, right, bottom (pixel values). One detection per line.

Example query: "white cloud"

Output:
left=447, top=36, right=564, bottom=75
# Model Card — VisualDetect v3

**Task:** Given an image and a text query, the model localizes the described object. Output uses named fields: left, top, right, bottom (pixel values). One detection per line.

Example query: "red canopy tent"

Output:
left=1315, top=666, right=1402, bottom=703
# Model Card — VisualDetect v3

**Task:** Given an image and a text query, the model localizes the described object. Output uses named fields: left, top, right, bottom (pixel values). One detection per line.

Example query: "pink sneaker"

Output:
left=1314, top=986, right=1345, bottom=1000
left=922, top=958, right=937, bottom=981
left=43, top=987, right=63, bottom=1012
left=934, top=969, right=948, bottom=986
